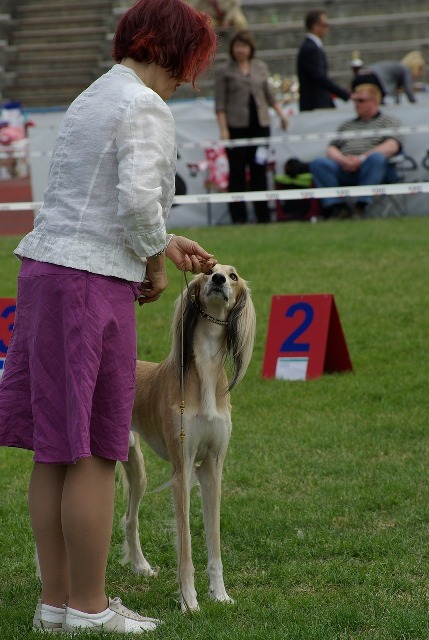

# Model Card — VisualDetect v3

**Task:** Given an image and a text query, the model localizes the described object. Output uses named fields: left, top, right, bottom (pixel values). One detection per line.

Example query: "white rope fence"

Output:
left=1, top=182, right=428, bottom=212
left=177, top=124, right=429, bottom=150
left=1, top=124, right=429, bottom=160
left=1, top=124, right=427, bottom=218
left=173, top=182, right=428, bottom=205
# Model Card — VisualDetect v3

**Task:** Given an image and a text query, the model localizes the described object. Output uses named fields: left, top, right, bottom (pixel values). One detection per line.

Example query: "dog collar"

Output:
left=189, top=294, right=229, bottom=326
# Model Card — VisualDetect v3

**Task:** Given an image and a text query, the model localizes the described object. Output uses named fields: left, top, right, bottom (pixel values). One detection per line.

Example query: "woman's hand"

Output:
left=166, top=235, right=217, bottom=273
left=138, top=254, right=167, bottom=305
left=273, top=102, right=288, bottom=131
left=216, top=112, right=230, bottom=141
left=279, top=112, right=288, bottom=131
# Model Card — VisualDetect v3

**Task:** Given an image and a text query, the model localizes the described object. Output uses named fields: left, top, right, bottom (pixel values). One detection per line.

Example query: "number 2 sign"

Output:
left=0, top=298, right=16, bottom=376
left=262, top=294, right=352, bottom=381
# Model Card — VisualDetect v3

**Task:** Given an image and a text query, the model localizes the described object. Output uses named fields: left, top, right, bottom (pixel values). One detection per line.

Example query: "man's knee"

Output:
left=309, top=158, right=338, bottom=184
left=361, top=152, right=392, bottom=182
left=310, top=157, right=335, bottom=173
left=363, top=152, right=388, bottom=170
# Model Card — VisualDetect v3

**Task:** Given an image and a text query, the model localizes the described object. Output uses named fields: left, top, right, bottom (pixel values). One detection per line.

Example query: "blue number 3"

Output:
left=0, top=305, right=16, bottom=355
left=280, top=302, right=314, bottom=353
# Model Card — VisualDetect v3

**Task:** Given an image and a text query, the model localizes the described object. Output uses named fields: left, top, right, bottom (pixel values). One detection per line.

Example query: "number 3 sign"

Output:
left=262, top=294, right=352, bottom=381
left=0, top=298, right=16, bottom=377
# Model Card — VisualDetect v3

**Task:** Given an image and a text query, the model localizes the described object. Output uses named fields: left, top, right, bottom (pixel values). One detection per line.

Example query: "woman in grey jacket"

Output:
left=215, top=31, right=288, bottom=223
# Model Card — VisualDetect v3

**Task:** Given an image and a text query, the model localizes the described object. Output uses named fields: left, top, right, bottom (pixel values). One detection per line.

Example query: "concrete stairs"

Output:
left=174, top=0, right=429, bottom=99
left=1, top=0, right=114, bottom=107
left=0, top=0, right=428, bottom=108
left=241, top=0, right=427, bottom=23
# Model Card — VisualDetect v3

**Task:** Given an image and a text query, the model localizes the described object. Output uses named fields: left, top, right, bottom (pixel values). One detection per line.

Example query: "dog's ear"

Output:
left=226, top=281, right=256, bottom=391
left=171, top=276, right=201, bottom=378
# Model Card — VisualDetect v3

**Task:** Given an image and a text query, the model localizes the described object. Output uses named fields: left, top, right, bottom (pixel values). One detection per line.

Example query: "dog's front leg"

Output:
left=172, top=464, right=199, bottom=612
left=197, top=451, right=234, bottom=605
left=121, top=433, right=158, bottom=577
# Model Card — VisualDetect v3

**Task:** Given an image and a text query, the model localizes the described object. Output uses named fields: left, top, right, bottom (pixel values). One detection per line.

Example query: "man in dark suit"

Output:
left=297, top=9, right=350, bottom=111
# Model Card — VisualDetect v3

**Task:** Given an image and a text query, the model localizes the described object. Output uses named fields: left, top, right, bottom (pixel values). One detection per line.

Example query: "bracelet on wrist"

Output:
left=147, top=234, right=175, bottom=260
left=165, top=234, right=175, bottom=251
left=147, top=248, right=165, bottom=260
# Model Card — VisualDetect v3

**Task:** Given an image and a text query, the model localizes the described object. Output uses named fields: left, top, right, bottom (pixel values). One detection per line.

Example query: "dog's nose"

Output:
left=212, top=273, right=226, bottom=285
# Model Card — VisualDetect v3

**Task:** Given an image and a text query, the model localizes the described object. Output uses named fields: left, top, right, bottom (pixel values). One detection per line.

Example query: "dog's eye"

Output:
left=230, top=273, right=238, bottom=281
left=205, top=270, right=213, bottom=276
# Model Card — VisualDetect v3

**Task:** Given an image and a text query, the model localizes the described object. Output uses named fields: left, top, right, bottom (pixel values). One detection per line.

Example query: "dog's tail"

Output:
left=149, top=464, right=200, bottom=494
left=149, top=478, right=173, bottom=494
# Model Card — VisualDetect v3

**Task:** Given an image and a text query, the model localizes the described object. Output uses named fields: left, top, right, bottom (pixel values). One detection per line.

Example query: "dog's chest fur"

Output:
left=183, top=412, right=231, bottom=463
left=193, top=321, right=228, bottom=421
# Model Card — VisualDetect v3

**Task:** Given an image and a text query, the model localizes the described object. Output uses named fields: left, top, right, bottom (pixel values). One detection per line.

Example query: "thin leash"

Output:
left=179, top=268, right=186, bottom=458
left=178, top=267, right=191, bottom=613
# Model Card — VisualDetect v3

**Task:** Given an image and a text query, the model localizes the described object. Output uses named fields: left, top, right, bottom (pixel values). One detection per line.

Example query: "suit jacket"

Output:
left=297, top=37, right=349, bottom=111
left=215, top=58, right=276, bottom=128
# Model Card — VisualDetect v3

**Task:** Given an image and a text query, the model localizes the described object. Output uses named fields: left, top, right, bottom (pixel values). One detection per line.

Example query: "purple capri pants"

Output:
left=0, top=259, right=140, bottom=464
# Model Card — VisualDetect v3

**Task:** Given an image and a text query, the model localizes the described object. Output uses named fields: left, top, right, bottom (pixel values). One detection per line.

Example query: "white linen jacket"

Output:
left=15, top=65, right=176, bottom=282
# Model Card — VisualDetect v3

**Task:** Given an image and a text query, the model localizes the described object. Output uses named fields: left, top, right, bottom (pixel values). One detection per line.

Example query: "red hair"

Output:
left=112, top=0, right=218, bottom=88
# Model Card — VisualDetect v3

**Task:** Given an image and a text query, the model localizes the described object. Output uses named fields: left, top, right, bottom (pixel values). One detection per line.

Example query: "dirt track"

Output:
left=0, top=177, right=34, bottom=236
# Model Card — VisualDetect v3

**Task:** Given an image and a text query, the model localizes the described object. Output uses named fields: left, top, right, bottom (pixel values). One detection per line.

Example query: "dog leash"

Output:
left=180, top=270, right=186, bottom=447
left=178, top=267, right=192, bottom=613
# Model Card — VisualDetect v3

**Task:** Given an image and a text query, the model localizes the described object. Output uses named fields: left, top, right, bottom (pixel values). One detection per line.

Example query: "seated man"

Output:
left=183, top=0, right=248, bottom=30
left=309, top=80, right=402, bottom=218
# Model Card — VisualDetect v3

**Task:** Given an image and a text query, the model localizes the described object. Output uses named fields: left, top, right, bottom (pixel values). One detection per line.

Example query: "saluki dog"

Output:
left=121, top=264, right=256, bottom=612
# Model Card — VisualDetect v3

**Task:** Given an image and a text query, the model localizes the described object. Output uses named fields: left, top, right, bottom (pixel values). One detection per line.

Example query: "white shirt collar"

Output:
left=306, top=33, right=323, bottom=48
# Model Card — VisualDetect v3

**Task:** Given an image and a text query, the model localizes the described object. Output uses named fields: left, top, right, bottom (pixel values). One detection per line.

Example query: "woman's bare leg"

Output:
left=62, top=456, right=116, bottom=613
left=29, top=463, right=69, bottom=607
left=29, top=456, right=116, bottom=613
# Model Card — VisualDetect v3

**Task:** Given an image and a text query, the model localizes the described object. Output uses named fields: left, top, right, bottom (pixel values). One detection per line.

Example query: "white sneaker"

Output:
left=33, top=598, right=65, bottom=633
left=63, top=597, right=160, bottom=633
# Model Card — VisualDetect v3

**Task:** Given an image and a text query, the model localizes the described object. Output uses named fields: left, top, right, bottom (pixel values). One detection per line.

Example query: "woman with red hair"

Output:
left=0, top=0, right=217, bottom=634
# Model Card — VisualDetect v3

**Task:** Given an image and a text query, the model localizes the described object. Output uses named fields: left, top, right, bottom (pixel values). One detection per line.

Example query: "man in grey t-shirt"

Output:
left=310, top=80, right=402, bottom=218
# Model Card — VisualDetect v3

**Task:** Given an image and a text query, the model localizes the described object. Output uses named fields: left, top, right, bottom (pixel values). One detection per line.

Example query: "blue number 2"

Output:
left=0, top=304, right=16, bottom=354
left=280, top=302, right=314, bottom=353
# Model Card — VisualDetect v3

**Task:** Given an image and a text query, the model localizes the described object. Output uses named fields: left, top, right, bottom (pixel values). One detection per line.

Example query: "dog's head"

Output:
left=199, top=264, right=248, bottom=316
left=173, top=264, right=256, bottom=391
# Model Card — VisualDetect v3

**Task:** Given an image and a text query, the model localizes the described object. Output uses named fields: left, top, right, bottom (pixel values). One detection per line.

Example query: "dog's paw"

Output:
left=180, top=599, right=200, bottom=614
left=209, top=588, right=235, bottom=604
left=179, top=589, right=199, bottom=613
left=132, top=561, right=159, bottom=578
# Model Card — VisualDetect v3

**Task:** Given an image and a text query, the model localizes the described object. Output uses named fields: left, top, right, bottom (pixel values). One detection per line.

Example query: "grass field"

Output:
left=0, top=216, right=428, bottom=639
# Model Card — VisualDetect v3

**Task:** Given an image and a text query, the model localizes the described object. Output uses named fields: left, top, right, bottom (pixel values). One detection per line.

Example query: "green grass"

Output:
left=1, top=216, right=429, bottom=639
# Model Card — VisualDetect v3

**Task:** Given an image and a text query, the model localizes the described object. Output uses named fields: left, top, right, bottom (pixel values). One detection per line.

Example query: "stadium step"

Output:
left=1, top=0, right=428, bottom=108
